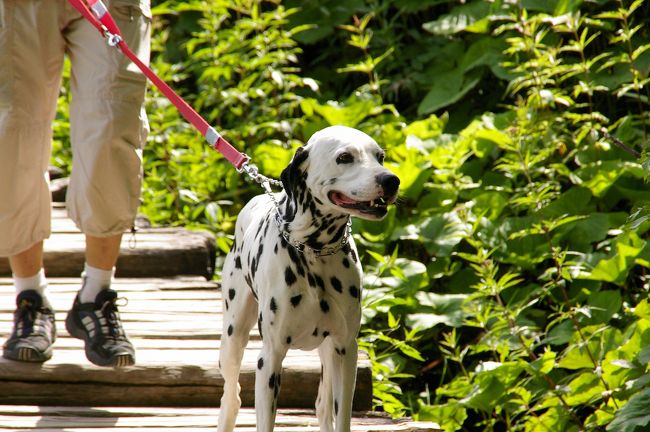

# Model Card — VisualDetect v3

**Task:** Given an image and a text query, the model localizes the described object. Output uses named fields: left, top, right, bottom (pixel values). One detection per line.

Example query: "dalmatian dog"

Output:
left=217, top=125, right=400, bottom=432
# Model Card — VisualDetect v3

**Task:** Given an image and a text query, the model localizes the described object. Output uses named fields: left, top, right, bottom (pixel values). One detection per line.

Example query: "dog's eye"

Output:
left=377, top=152, right=385, bottom=164
left=336, top=152, right=354, bottom=164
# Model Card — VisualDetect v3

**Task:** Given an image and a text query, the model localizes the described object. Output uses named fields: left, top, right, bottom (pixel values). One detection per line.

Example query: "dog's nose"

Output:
left=376, top=173, right=400, bottom=197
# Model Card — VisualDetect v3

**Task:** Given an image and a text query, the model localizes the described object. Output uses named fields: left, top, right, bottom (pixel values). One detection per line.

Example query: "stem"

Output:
left=543, top=231, right=620, bottom=410
left=617, top=0, right=649, bottom=145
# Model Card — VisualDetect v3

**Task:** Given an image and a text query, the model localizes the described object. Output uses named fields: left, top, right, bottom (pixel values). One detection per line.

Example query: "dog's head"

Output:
left=280, top=126, right=400, bottom=220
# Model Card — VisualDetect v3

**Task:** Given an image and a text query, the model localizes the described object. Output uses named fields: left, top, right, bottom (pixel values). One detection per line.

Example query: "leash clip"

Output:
left=239, top=160, right=283, bottom=189
left=106, top=32, right=123, bottom=47
left=99, top=24, right=122, bottom=47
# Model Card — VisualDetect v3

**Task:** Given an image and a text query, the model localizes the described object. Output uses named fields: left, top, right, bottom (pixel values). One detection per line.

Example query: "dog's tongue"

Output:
left=332, top=192, right=359, bottom=205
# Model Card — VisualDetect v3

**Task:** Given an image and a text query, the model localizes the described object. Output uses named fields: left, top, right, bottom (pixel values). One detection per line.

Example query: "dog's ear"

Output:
left=280, top=147, right=310, bottom=195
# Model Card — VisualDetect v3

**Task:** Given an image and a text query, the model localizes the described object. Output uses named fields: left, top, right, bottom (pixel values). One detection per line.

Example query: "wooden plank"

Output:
left=0, top=230, right=217, bottom=279
left=0, top=405, right=440, bottom=431
left=0, top=277, right=373, bottom=410
left=0, top=367, right=372, bottom=409
left=0, top=276, right=221, bottom=292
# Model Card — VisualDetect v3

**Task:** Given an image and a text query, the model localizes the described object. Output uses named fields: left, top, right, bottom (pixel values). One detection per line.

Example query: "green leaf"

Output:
left=529, top=349, right=557, bottom=375
left=634, top=299, right=650, bottom=320
left=583, top=290, right=622, bottom=325
left=417, top=213, right=471, bottom=256
left=582, top=232, right=646, bottom=285
left=406, top=292, right=469, bottom=329
left=559, top=327, right=623, bottom=369
left=418, top=402, right=466, bottom=431
left=575, top=161, right=645, bottom=198
left=524, top=406, right=573, bottom=432
left=565, top=372, right=605, bottom=406
left=471, top=192, right=508, bottom=221
left=418, top=69, right=482, bottom=115
left=607, top=388, right=650, bottom=431
left=422, top=1, right=491, bottom=36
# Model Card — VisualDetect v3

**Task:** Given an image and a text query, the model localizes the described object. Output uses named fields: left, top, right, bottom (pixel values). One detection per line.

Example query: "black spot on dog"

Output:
left=286, top=336, right=292, bottom=345
left=350, top=249, right=358, bottom=263
left=228, top=288, right=236, bottom=301
left=268, top=373, right=276, bottom=389
left=312, top=327, right=318, bottom=337
left=235, top=256, right=242, bottom=269
left=227, top=324, right=233, bottom=336
left=225, top=300, right=229, bottom=311
left=331, top=277, right=343, bottom=293
left=290, top=294, right=302, bottom=307
left=274, top=243, right=279, bottom=254
left=285, top=267, right=297, bottom=286
left=255, top=220, right=265, bottom=239
left=314, top=274, right=325, bottom=291
left=333, top=224, right=347, bottom=241
left=320, top=299, right=330, bottom=313
left=335, top=399, right=339, bottom=415
left=342, top=257, right=350, bottom=268
left=287, top=247, right=306, bottom=276
left=258, top=357, right=264, bottom=370
left=307, top=273, right=316, bottom=288
left=323, top=331, right=330, bottom=338
left=349, top=285, right=359, bottom=298
left=270, top=297, right=278, bottom=313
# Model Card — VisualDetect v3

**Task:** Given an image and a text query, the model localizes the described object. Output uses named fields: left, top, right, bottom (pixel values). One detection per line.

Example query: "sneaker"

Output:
left=3, top=290, right=56, bottom=362
left=65, top=289, right=135, bottom=367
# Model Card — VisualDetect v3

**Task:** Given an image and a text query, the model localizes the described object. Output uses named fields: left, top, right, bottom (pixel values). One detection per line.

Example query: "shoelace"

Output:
left=16, top=300, right=50, bottom=338
left=98, top=298, right=128, bottom=342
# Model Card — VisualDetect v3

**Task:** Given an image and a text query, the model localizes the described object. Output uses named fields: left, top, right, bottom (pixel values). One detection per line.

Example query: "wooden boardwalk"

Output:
left=0, top=205, right=439, bottom=431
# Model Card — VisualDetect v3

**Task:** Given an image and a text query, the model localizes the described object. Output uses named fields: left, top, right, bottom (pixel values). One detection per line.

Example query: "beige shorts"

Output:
left=0, top=0, right=151, bottom=257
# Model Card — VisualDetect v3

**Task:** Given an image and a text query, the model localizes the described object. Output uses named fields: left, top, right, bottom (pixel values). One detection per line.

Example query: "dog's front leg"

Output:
left=256, top=344, right=288, bottom=432
left=317, top=342, right=335, bottom=432
left=327, top=339, right=358, bottom=432
left=218, top=284, right=258, bottom=432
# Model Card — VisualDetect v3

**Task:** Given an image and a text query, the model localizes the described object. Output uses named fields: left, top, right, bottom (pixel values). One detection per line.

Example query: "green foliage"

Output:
left=50, top=0, right=650, bottom=430
left=142, top=0, right=317, bottom=255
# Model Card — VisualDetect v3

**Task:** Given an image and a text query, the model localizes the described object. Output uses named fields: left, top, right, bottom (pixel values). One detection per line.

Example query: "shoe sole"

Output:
left=3, top=346, right=52, bottom=363
left=65, top=311, right=135, bottom=367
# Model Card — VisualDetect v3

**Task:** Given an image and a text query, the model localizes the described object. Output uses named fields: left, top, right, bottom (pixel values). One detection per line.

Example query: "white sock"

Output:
left=14, top=268, right=48, bottom=298
left=79, top=263, right=115, bottom=303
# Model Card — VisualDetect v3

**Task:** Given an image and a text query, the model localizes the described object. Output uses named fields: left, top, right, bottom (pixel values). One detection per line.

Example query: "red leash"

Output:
left=67, top=0, right=250, bottom=171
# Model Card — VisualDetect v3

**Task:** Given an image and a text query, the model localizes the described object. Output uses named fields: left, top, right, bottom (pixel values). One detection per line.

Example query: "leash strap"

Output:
left=66, top=0, right=250, bottom=170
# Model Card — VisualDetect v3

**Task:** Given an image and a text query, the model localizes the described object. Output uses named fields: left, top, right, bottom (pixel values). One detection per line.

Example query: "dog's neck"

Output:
left=275, top=191, right=351, bottom=256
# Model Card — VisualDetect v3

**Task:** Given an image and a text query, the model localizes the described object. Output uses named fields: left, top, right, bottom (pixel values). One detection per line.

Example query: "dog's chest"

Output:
left=243, top=233, right=363, bottom=350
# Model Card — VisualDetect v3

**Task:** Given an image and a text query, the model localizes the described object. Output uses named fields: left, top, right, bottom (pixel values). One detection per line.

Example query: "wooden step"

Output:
left=0, top=205, right=216, bottom=279
left=0, top=405, right=440, bottom=431
left=0, top=278, right=372, bottom=410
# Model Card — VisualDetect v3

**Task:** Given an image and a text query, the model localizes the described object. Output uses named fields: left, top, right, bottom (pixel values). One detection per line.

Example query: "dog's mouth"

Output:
left=328, top=191, right=389, bottom=217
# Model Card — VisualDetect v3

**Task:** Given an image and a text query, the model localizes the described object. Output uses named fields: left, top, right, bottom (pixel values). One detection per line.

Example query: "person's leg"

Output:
left=10, top=242, right=49, bottom=312
left=10, top=242, right=44, bottom=279
left=1, top=0, right=65, bottom=362
left=78, top=234, right=121, bottom=303
left=63, top=0, right=151, bottom=367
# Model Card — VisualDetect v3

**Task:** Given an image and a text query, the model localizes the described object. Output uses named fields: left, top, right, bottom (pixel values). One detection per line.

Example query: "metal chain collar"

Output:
left=240, top=162, right=352, bottom=257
